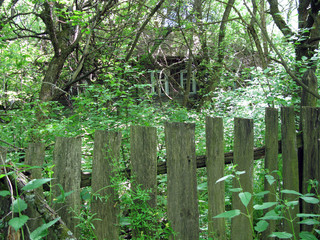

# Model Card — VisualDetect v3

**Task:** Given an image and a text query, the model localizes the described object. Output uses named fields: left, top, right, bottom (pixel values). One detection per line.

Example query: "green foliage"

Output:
left=214, top=168, right=320, bottom=240
left=0, top=164, right=59, bottom=238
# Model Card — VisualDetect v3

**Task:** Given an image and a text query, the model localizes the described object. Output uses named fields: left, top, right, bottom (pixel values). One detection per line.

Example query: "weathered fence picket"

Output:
left=25, top=143, right=45, bottom=235
left=301, top=107, right=320, bottom=231
left=165, top=122, right=199, bottom=240
left=130, top=125, right=157, bottom=237
left=206, top=117, right=226, bottom=239
left=52, top=137, right=82, bottom=238
left=91, top=130, right=121, bottom=239
left=281, top=107, right=300, bottom=236
left=231, top=118, right=254, bottom=240
left=263, top=107, right=279, bottom=239
left=130, top=125, right=157, bottom=208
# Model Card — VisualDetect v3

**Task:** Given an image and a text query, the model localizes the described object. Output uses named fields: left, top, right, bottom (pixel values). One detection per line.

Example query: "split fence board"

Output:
left=24, top=143, right=45, bottom=235
left=281, top=107, right=300, bottom=237
left=25, top=143, right=45, bottom=195
left=130, top=125, right=157, bottom=208
left=91, top=130, right=121, bottom=240
left=263, top=108, right=279, bottom=239
left=165, top=122, right=199, bottom=240
left=52, top=137, right=82, bottom=238
left=206, top=117, right=226, bottom=239
left=231, top=118, right=254, bottom=240
left=301, top=107, right=320, bottom=231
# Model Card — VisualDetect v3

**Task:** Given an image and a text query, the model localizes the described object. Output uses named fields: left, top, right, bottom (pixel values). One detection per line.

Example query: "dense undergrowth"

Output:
left=0, top=64, right=317, bottom=239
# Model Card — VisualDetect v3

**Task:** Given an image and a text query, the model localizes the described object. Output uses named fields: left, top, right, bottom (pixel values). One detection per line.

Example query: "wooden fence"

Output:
left=22, top=107, right=320, bottom=239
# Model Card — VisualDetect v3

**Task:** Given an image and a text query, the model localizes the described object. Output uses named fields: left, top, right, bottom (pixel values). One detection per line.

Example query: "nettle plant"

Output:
left=214, top=167, right=320, bottom=240
left=0, top=170, right=58, bottom=240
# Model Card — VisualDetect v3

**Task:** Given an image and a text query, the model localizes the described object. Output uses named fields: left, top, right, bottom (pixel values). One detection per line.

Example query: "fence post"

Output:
left=130, top=125, right=157, bottom=207
left=91, top=130, right=121, bottom=240
left=281, top=106, right=299, bottom=237
left=206, top=117, right=226, bottom=239
left=231, top=118, right=254, bottom=240
left=130, top=125, right=157, bottom=237
left=165, top=122, right=199, bottom=240
left=52, top=137, right=82, bottom=238
left=301, top=107, right=320, bottom=231
left=263, top=108, right=279, bottom=239
left=25, top=143, right=45, bottom=234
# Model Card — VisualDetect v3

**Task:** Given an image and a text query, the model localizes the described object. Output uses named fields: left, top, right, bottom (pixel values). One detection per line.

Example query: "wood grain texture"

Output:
left=91, top=130, right=121, bottom=240
left=165, top=122, right=199, bottom=240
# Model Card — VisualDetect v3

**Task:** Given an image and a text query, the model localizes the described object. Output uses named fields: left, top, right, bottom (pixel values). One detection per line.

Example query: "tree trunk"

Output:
left=39, top=54, right=70, bottom=102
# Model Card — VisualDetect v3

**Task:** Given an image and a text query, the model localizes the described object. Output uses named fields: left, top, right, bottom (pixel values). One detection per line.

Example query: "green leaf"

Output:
left=298, top=219, right=320, bottom=225
left=239, top=192, right=251, bottom=207
left=265, top=174, right=276, bottom=185
left=300, top=196, right=319, bottom=204
left=297, top=213, right=320, bottom=218
left=11, top=198, right=28, bottom=213
left=213, top=209, right=241, bottom=219
left=259, top=210, right=283, bottom=220
left=299, top=231, right=318, bottom=240
left=215, top=174, right=234, bottom=183
left=254, top=202, right=277, bottom=210
left=197, top=182, right=207, bottom=191
left=30, top=218, right=60, bottom=240
left=22, top=178, right=52, bottom=191
left=53, top=190, right=74, bottom=203
left=268, top=232, right=292, bottom=238
left=0, top=190, right=11, bottom=197
left=286, top=200, right=299, bottom=207
left=254, top=220, right=268, bottom=233
left=299, top=67, right=308, bottom=73
left=9, top=215, right=29, bottom=231
left=254, top=191, right=270, bottom=197
left=281, top=189, right=302, bottom=195
left=119, top=217, right=131, bottom=226
left=230, top=188, right=242, bottom=193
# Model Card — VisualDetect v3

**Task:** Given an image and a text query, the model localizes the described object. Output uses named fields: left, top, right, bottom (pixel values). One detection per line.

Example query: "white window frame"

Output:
left=180, top=70, right=196, bottom=94
left=151, top=71, right=169, bottom=95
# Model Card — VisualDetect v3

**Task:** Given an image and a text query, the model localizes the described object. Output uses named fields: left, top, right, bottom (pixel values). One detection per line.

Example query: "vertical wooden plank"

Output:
left=91, top=130, right=121, bottom=240
left=165, top=122, right=199, bottom=240
left=130, top=125, right=157, bottom=208
left=25, top=143, right=45, bottom=234
left=281, top=107, right=300, bottom=237
left=301, top=107, right=320, bottom=231
left=263, top=108, right=279, bottom=239
left=53, top=137, right=82, bottom=238
left=231, top=118, right=254, bottom=240
left=25, top=143, right=45, bottom=194
left=206, top=117, right=226, bottom=239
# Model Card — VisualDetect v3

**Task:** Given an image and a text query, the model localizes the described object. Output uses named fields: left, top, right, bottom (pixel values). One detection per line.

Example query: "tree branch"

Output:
left=267, top=0, right=295, bottom=38
left=125, top=0, right=165, bottom=62
left=245, top=2, right=320, bottom=100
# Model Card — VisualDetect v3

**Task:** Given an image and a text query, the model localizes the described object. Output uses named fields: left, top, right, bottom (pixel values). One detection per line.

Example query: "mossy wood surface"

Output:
left=206, top=117, right=226, bottom=239
left=91, top=130, right=121, bottom=240
left=231, top=118, right=254, bottom=240
left=165, top=122, right=199, bottom=240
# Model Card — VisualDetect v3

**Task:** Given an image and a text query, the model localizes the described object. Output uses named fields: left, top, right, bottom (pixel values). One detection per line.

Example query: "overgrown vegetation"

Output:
left=1, top=0, right=320, bottom=239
